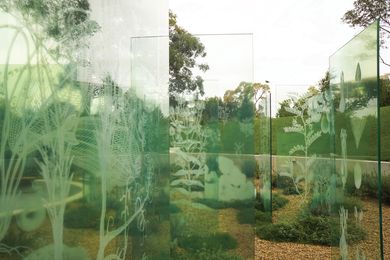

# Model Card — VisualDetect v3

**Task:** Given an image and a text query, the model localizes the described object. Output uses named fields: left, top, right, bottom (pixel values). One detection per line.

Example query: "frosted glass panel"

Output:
left=330, top=20, right=381, bottom=259
left=258, top=20, right=382, bottom=260
left=168, top=34, right=257, bottom=259
left=0, top=1, right=169, bottom=260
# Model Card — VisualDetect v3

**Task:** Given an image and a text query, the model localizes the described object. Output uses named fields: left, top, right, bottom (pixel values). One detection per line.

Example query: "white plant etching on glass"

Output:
left=340, top=129, right=348, bottom=189
left=0, top=33, right=33, bottom=256
left=350, top=117, right=366, bottom=150
left=354, top=163, right=362, bottom=189
left=356, top=249, right=366, bottom=260
left=170, top=97, right=208, bottom=199
left=350, top=63, right=367, bottom=191
left=0, top=2, right=98, bottom=259
left=234, top=142, right=244, bottom=155
left=339, top=71, right=345, bottom=113
left=35, top=103, right=80, bottom=260
left=354, top=201, right=365, bottom=259
left=339, top=207, right=348, bottom=260
left=260, top=171, right=271, bottom=211
left=354, top=206, right=363, bottom=226
left=95, top=86, right=153, bottom=260
left=281, top=93, right=328, bottom=201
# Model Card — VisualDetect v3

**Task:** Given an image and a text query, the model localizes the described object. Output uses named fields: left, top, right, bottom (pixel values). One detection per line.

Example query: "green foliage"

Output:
left=256, top=211, right=366, bottom=246
left=223, top=82, right=269, bottom=118
left=318, top=71, right=331, bottom=93
left=255, top=193, right=288, bottom=211
left=273, top=105, right=390, bottom=159
left=255, top=210, right=272, bottom=224
left=203, top=97, right=222, bottom=123
left=257, top=222, right=303, bottom=242
left=178, top=232, right=238, bottom=252
left=342, top=0, right=389, bottom=65
left=309, top=195, right=364, bottom=216
left=195, top=198, right=253, bottom=209
left=237, top=95, right=255, bottom=121
left=169, top=204, right=182, bottom=214
left=276, top=99, right=295, bottom=118
left=277, top=175, right=302, bottom=195
left=172, top=248, right=242, bottom=260
left=206, top=155, right=219, bottom=173
left=345, top=169, right=390, bottom=205
left=64, top=205, right=101, bottom=229
left=241, top=159, right=256, bottom=178
left=342, top=0, right=389, bottom=28
left=2, top=0, right=100, bottom=61
left=169, top=11, right=209, bottom=103
left=236, top=208, right=254, bottom=224
left=220, top=119, right=254, bottom=154
left=276, top=86, right=321, bottom=118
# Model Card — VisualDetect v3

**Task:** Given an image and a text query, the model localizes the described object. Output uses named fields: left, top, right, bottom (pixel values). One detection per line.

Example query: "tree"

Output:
left=169, top=11, right=209, bottom=104
left=276, top=99, right=295, bottom=118
left=342, top=0, right=390, bottom=66
left=203, top=97, right=223, bottom=123
left=276, top=86, right=320, bottom=118
left=318, top=71, right=330, bottom=93
left=223, top=82, right=270, bottom=117
left=2, top=0, right=100, bottom=62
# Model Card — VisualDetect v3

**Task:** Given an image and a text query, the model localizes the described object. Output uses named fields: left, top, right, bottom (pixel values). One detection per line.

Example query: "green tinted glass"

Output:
left=169, top=34, right=257, bottom=260
left=330, top=20, right=381, bottom=259
left=0, top=2, right=169, bottom=260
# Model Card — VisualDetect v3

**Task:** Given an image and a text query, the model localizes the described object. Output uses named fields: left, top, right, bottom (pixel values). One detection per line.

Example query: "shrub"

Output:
left=206, top=155, right=219, bottom=173
left=256, top=222, right=302, bottom=242
left=255, top=193, right=288, bottom=211
left=195, top=198, right=253, bottom=209
left=255, top=210, right=272, bottom=224
left=170, top=203, right=181, bottom=214
left=178, top=232, right=238, bottom=252
left=172, top=248, right=242, bottom=260
left=345, top=170, right=390, bottom=205
left=276, top=175, right=303, bottom=195
left=272, top=194, right=289, bottom=210
left=236, top=208, right=254, bottom=224
left=64, top=205, right=101, bottom=229
left=256, top=211, right=366, bottom=246
left=241, top=159, right=256, bottom=178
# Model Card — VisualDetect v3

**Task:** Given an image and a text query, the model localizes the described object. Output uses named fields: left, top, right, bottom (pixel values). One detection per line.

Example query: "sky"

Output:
left=1, top=1, right=388, bottom=116
left=169, top=0, right=365, bottom=114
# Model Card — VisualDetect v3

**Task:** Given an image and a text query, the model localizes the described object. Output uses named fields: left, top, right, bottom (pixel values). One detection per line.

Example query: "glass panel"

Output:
left=256, top=92, right=272, bottom=224
left=266, top=89, right=335, bottom=258
left=0, top=1, right=169, bottom=260
left=379, top=19, right=390, bottom=259
left=330, top=21, right=381, bottom=259
left=130, top=36, right=170, bottom=259
left=168, top=33, right=256, bottom=259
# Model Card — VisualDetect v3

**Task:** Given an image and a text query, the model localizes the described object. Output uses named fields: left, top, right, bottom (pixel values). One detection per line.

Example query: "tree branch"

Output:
left=380, top=25, right=390, bottom=35
left=380, top=55, right=390, bottom=67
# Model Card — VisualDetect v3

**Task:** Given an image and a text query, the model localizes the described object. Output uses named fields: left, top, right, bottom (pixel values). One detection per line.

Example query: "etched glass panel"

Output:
left=0, top=1, right=169, bottom=259
left=330, top=20, right=381, bottom=259
left=168, top=33, right=256, bottom=259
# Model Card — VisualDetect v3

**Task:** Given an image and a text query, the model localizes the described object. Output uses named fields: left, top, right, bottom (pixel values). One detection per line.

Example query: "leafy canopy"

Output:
left=342, top=0, right=390, bottom=66
left=169, top=11, right=209, bottom=103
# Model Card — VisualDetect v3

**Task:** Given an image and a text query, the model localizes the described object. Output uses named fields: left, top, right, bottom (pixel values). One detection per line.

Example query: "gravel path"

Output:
left=255, top=198, right=390, bottom=259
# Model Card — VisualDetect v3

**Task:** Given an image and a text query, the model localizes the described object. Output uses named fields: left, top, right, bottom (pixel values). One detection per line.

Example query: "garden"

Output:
left=0, top=1, right=388, bottom=260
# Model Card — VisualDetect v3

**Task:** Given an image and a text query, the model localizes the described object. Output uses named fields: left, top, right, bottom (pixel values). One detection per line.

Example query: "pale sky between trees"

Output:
left=170, top=0, right=381, bottom=115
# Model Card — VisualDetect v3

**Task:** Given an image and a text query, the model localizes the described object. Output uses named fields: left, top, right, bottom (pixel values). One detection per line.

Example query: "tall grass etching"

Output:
left=95, top=84, right=154, bottom=260
left=0, top=2, right=98, bottom=259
